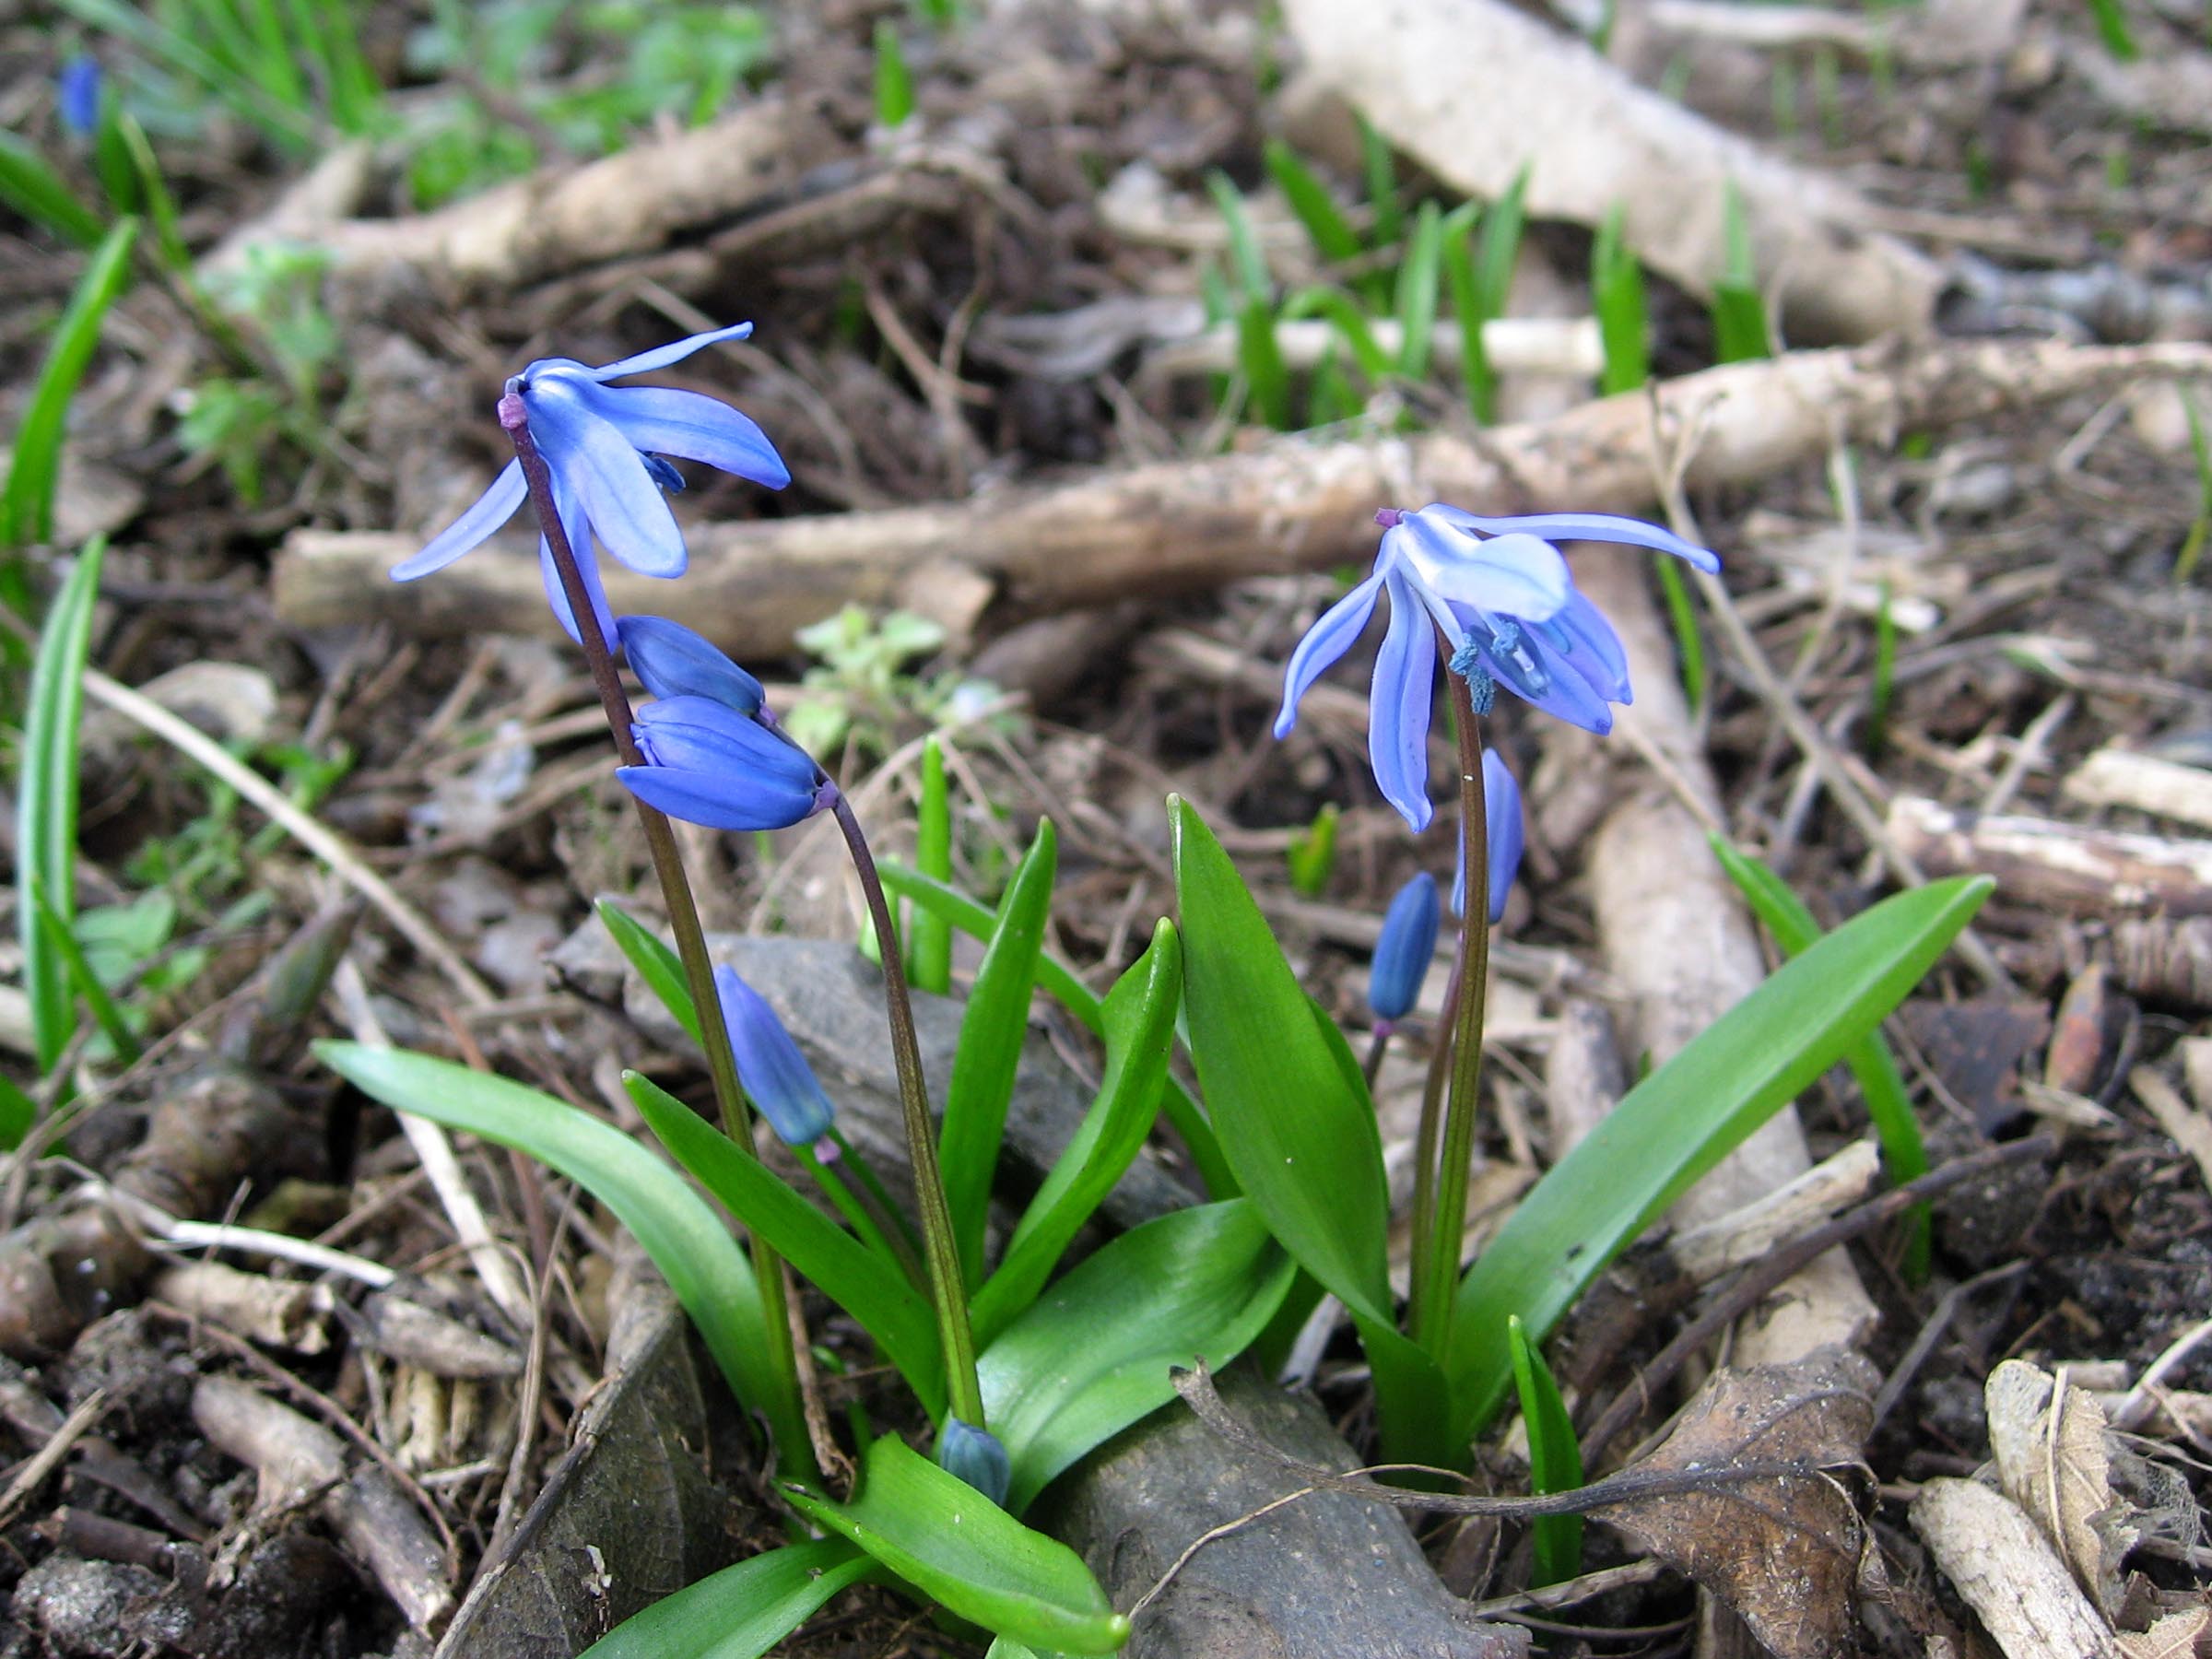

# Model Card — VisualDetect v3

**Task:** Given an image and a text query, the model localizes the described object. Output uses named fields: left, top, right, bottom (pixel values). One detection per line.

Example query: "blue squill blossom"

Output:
left=616, top=695, right=836, bottom=831
left=57, top=58, right=100, bottom=137
left=935, top=1416, right=1012, bottom=1506
left=393, top=323, right=789, bottom=645
left=1367, top=872, right=1441, bottom=1023
left=1453, top=748, right=1525, bottom=924
left=1275, top=504, right=1717, bottom=831
left=713, top=965, right=836, bottom=1146
left=616, top=615, right=765, bottom=716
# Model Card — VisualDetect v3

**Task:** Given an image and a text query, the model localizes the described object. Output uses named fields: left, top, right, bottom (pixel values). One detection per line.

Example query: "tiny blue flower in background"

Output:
left=935, top=1416, right=1012, bottom=1506
left=1275, top=504, right=1717, bottom=831
left=1367, top=872, right=1440, bottom=1023
left=393, top=323, right=790, bottom=644
left=57, top=57, right=100, bottom=138
left=616, top=694, right=835, bottom=831
left=616, top=615, right=765, bottom=716
left=712, top=965, right=836, bottom=1146
left=1453, top=748, right=1525, bottom=924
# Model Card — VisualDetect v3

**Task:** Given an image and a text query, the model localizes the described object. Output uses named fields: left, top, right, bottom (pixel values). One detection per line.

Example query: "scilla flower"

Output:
left=616, top=695, right=835, bottom=831
left=713, top=966, right=835, bottom=1146
left=1453, top=749, right=1525, bottom=924
left=615, top=615, right=765, bottom=716
left=393, top=323, right=789, bottom=644
left=1367, top=873, right=1441, bottom=1023
left=57, top=58, right=100, bottom=138
left=1275, top=505, right=1717, bottom=831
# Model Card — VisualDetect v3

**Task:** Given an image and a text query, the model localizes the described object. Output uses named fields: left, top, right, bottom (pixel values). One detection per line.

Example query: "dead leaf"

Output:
left=2118, top=1606, right=2208, bottom=1659
left=1986, top=1359, right=2136, bottom=1618
left=1592, top=1346, right=1881, bottom=1659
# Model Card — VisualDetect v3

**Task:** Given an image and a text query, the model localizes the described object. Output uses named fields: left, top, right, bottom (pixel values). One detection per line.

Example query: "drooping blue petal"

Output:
left=393, top=459, right=529, bottom=581
left=1391, top=513, right=1573, bottom=620
left=1368, top=872, right=1440, bottom=1021
left=524, top=376, right=689, bottom=577
left=1369, top=570, right=1438, bottom=832
left=1450, top=750, right=1525, bottom=924
left=935, top=1417, right=1012, bottom=1507
left=579, top=384, right=790, bottom=489
left=1273, top=569, right=1387, bottom=738
left=535, top=476, right=617, bottom=646
left=616, top=616, right=765, bottom=714
left=1455, top=619, right=1617, bottom=735
left=1543, top=589, right=1632, bottom=704
left=713, top=965, right=835, bottom=1146
left=1425, top=506, right=1719, bottom=573
left=582, top=321, right=755, bottom=383
left=618, top=696, right=825, bottom=830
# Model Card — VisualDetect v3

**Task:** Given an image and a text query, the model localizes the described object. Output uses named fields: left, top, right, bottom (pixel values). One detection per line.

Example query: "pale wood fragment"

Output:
left=1912, top=1477, right=2122, bottom=1659
left=1889, top=794, right=2212, bottom=918
left=2064, top=749, right=2212, bottom=834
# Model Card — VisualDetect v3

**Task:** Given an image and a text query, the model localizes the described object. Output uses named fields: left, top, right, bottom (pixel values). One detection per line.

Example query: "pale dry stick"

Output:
left=331, top=957, right=531, bottom=1325
left=1983, top=693, right=2077, bottom=816
left=2132, top=1065, right=2212, bottom=1197
left=1126, top=1486, right=1322, bottom=1622
left=82, top=667, right=497, bottom=1010
left=1466, top=1558, right=1672, bottom=1618
left=0, top=1388, right=107, bottom=1532
left=2110, top=1312, right=2212, bottom=1432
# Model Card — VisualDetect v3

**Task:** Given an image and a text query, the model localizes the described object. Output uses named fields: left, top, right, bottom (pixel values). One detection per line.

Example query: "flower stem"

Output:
left=1403, top=954, right=1460, bottom=1344
left=829, top=793, right=986, bottom=1428
left=499, top=391, right=816, bottom=1479
left=1360, top=1022, right=1394, bottom=1089
left=1408, top=673, right=1491, bottom=1358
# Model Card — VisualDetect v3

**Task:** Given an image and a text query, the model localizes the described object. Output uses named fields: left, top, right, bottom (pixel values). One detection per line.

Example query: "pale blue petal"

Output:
left=1483, top=748, right=1524, bottom=925
left=1368, top=872, right=1440, bottom=1020
left=584, top=321, right=755, bottom=383
left=1273, top=569, right=1386, bottom=737
left=1464, top=625, right=1616, bottom=734
left=392, top=460, right=527, bottom=580
left=1370, top=571, right=1437, bottom=832
left=535, top=477, right=617, bottom=646
left=714, top=966, right=834, bottom=1145
left=579, top=384, right=790, bottom=488
left=1427, top=506, right=1719, bottom=573
left=617, top=763, right=818, bottom=831
left=1391, top=515, right=1571, bottom=621
left=1547, top=590, right=1632, bottom=704
left=525, top=378, right=688, bottom=577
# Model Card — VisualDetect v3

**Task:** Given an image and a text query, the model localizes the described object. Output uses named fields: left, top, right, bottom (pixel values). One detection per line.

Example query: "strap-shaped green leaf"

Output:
left=313, top=1041, right=806, bottom=1469
left=941, top=820, right=1056, bottom=1288
left=1507, top=1316, right=1583, bottom=1586
left=3, top=218, right=139, bottom=547
left=971, top=917, right=1182, bottom=1349
left=979, top=1198, right=1294, bottom=1512
left=626, top=1072, right=946, bottom=1420
left=578, top=1539, right=877, bottom=1659
left=596, top=899, right=702, bottom=1045
left=1446, top=875, right=1992, bottom=1442
left=784, top=1436, right=1129, bottom=1655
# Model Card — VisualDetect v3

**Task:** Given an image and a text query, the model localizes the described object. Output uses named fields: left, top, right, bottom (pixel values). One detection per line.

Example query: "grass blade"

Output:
left=1264, top=138, right=1362, bottom=267
left=29, top=877, right=140, bottom=1065
left=3, top=218, right=139, bottom=548
left=578, top=1539, right=877, bottom=1659
left=908, top=735, right=953, bottom=994
left=1591, top=205, right=1647, bottom=397
left=1711, top=182, right=1771, bottom=363
left=1206, top=171, right=1273, bottom=301
left=1507, top=1315, right=1583, bottom=1585
left=1394, top=200, right=1442, bottom=381
left=0, top=134, right=106, bottom=247
left=594, top=899, right=703, bottom=1046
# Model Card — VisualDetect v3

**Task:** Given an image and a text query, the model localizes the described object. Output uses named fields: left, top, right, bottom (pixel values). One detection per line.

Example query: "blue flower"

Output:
left=712, top=966, right=835, bottom=1146
left=1367, top=873, right=1440, bottom=1023
left=616, top=695, right=834, bottom=831
left=616, top=615, right=765, bottom=716
left=393, top=323, right=790, bottom=645
left=1453, top=748, right=1524, bottom=924
left=1275, top=504, right=1717, bottom=831
left=935, top=1416, right=1012, bottom=1506
left=57, top=57, right=100, bottom=138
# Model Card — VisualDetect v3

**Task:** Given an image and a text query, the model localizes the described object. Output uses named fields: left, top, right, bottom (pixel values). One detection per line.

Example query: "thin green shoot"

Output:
left=1591, top=206, right=1647, bottom=396
left=1448, top=165, right=1529, bottom=424
left=1393, top=201, right=1443, bottom=382
left=120, top=116, right=192, bottom=271
left=1235, top=298, right=1291, bottom=429
left=1506, top=1316, right=1583, bottom=1585
left=873, top=20, right=915, bottom=127
left=911, top=0, right=966, bottom=29
left=1281, top=288, right=1390, bottom=382
left=16, top=538, right=106, bottom=1074
left=2174, top=393, right=2212, bottom=584
left=1711, top=182, right=1772, bottom=364
left=29, top=878, right=142, bottom=1065
left=1264, top=139, right=1362, bottom=269
left=1286, top=802, right=1339, bottom=898
left=0, top=1076, right=33, bottom=1152
left=3, top=218, right=140, bottom=550
left=0, top=134, right=106, bottom=246
left=1866, top=579, right=1898, bottom=754
left=1812, top=44, right=1844, bottom=147
left=1206, top=171, right=1274, bottom=301
left=2088, top=0, right=2138, bottom=59
left=1359, top=115, right=1402, bottom=250
left=909, top=735, right=954, bottom=994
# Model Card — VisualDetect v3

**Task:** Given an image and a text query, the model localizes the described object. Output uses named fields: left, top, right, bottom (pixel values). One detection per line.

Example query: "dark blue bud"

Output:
left=713, top=966, right=835, bottom=1145
left=616, top=615, right=765, bottom=716
left=58, top=57, right=100, bottom=138
left=935, top=1417, right=1011, bottom=1507
left=1367, top=872, right=1441, bottom=1021
left=1453, top=748, right=1525, bottom=924
left=617, top=695, right=828, bottom=831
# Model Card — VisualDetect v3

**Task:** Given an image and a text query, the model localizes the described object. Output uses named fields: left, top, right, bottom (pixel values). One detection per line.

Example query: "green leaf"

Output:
left=942, top=819, right=1056, bottom=1288
left=17, top=537, right=106, bottom=1073
left=1234, top=297, right=1290, bottom=430
left=1591, top=205, right=1647, bottom=396
left=1394, top=201, right=1442, bottom=381
left=312, top=1042, right=807, bottom=1470
left=1206, top=171, right=1273, bottom=301
left=908, top=735, right=954, bottom=994
left=1170, top=797, right=1390, bottom=1329
left=1359, top=114, right=1401, bottom=251
left=1264, top=139, right=1362, bottom=266
left=1709, top=836, right=1930, bottom=1280
left=981, top=1198, right=1295, bottom=1512
left=971, top=920, right=1182, bottom=1347
left=1283, top=799, right=1341, bottom=897
left=577, top=1539, right=877, bottom=1659
left=877, top=859, right=1236, bottom=1200
left=0, top=133, right=105, bottom=246
left=1444, top=876, right=1992, bottom=1442
left=1712, top=182, right=1771, bottom=364
left=1507, top=1316, right=1583, bottom=1586
left=626, top=1072, right=947, bottom=1418
left=1472, top=166, right=1530, bottom=324
left=0, top=1075, right=34, bottom=1152
left=3, top=218, right=139, bottom=547
left=1656, top=557, right=1706, bottom=709
left=1280, top=290, right=1389, bottom=383
left=30, top=878, right=139, bottom=1064
left=595, top=899, right=703, bottom=1046
left=114, top=117, right=188, bottom=273
left=784, top=1436, right=1128, bottom=1655
left=873, top=19, right=915, bottom=126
